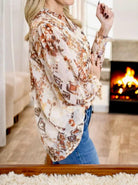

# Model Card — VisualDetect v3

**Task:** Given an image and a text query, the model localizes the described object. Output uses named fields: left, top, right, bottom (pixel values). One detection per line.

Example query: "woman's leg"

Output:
left=52, top=105, right=100, bottom=164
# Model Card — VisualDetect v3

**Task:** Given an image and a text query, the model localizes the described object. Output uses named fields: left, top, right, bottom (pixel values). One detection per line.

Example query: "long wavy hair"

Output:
left=24, top=0, right=82, bottom=41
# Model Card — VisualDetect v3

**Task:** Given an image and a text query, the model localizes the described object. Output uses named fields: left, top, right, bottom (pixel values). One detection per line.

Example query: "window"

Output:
left=70, top=0, right=113, bottom=60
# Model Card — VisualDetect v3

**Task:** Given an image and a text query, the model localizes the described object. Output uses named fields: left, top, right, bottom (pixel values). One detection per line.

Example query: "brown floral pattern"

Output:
left=29, top=8, right=112, bottom=162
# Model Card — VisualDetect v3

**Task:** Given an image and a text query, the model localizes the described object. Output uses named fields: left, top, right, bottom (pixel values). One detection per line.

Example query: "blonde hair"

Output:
left=24, top=0, right=82, bottom=41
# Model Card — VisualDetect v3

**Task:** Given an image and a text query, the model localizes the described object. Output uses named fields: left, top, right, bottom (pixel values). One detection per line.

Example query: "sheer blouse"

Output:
left=29, top=8, right=112, bottom=162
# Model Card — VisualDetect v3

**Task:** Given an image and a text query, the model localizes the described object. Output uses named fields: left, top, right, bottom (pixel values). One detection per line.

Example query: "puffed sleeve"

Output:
left=32, top=23, right=110, bottom=107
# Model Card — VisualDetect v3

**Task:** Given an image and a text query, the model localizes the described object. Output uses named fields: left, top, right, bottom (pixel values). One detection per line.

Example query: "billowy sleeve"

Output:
left=80, top=30, right=113, bottom=99
left=90, top=31, right=113, bottom=70
left=31, top=23, right=111, bottom=107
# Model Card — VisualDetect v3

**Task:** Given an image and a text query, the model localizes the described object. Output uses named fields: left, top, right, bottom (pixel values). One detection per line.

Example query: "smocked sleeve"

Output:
left=32, top=23, right=109, bottom=107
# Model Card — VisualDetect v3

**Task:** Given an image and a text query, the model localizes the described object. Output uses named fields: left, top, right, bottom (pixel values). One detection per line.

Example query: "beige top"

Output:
left=29, top=8, right=112, bottom=162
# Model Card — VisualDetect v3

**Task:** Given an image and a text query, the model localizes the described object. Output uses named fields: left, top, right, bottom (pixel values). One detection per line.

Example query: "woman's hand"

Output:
left=96, top=1, right=114, bottom=36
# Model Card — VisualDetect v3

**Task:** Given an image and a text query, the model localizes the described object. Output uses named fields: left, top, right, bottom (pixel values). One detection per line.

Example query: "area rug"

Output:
left=0, top=171, right=138, bottom=185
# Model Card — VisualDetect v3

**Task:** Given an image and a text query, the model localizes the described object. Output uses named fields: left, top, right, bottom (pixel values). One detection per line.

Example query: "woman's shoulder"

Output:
left=30, top=19, right=55, bottom=43
left=31, top=15, right=51, bottom=31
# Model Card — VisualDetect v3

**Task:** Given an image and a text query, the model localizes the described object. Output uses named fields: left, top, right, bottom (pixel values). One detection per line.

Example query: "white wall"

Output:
left=113, top=0, right=138, bottom=40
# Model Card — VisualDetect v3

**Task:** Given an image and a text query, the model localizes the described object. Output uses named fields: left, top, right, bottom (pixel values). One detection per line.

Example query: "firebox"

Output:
left=109, top=61, right=138, bottom=114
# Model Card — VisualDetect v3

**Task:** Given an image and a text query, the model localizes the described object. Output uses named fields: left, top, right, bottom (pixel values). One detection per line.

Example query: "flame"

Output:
left=116, top=67, right=138, bottom=88
left=110, top=66, right=138, bottom=100
left=118, top=88, right=123, bottom=94
left=135, top=90, right=138, bottom=94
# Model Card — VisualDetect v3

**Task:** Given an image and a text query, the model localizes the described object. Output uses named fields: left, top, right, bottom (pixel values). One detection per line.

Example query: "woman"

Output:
left=24, top=0, right=114, bottom=164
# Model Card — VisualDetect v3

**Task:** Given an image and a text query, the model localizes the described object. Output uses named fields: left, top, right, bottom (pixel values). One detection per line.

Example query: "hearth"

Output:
left=109, top=61, right=138, bottom=114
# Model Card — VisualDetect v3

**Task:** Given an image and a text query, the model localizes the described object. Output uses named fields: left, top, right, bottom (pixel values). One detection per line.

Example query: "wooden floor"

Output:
left=0, top=105, right=138, bottom=165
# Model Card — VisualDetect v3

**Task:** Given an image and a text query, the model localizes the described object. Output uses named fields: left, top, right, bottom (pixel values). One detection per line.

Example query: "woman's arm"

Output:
left=89, top=2, right=114, bottom=80
left=90, top=27, right=112, bottom=80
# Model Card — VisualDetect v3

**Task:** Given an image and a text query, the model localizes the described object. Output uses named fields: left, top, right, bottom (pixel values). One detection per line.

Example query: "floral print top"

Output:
left=29, top=8, right=112, bottom=162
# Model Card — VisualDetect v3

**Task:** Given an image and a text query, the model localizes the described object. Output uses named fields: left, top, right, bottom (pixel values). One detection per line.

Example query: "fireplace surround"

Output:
left=109, top=60, right=138, bottom=114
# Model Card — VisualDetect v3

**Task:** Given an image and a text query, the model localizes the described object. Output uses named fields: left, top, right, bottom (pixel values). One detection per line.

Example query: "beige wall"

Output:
left=113, top=0, right=138, bottom=40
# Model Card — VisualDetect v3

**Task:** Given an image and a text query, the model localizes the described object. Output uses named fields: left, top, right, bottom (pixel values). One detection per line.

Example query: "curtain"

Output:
left=0, top=0, right=6, bottom=146
left=0, top=0, right=29, bottom=146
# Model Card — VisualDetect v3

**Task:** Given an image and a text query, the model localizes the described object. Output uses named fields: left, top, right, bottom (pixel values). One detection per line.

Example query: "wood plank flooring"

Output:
left=0, top=105, right=137, bottom=164
left=90, top=111, right=138, bottom=164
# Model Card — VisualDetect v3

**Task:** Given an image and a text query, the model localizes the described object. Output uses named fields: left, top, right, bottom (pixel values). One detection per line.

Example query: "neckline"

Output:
left=41, top=7, right=77, bottom=32
left=43, top=7, right=66, bottom=20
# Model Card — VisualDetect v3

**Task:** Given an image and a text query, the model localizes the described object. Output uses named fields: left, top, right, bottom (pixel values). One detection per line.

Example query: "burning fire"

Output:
left=117, top=67, right=138, bottom=89
left=110, top=67, right=138, bottom=100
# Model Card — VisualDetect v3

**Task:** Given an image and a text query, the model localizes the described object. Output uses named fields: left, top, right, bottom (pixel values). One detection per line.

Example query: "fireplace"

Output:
left=109, top=61, right=138, bottom=114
